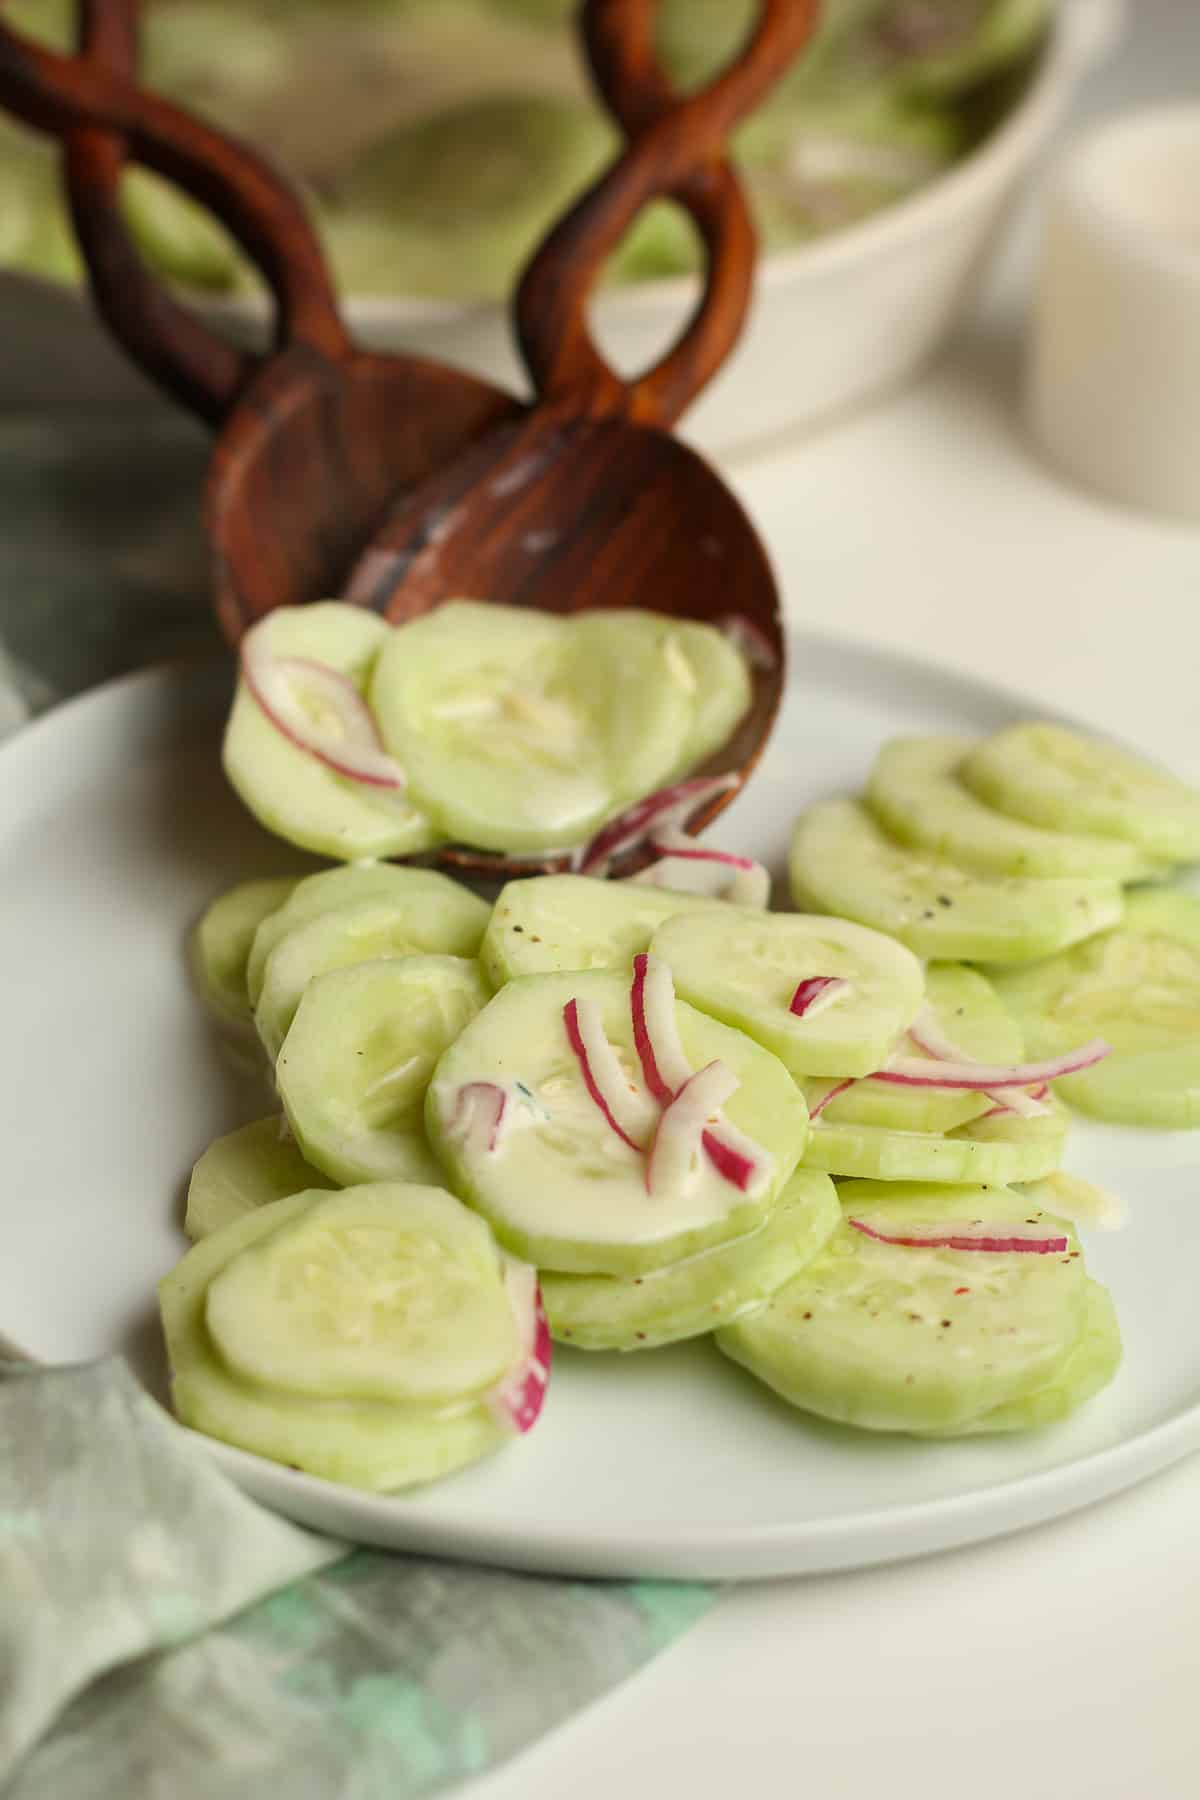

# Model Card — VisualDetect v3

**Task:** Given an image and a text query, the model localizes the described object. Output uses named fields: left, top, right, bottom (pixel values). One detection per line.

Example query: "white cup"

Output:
left=1026, top=106, right=1200, bottom=523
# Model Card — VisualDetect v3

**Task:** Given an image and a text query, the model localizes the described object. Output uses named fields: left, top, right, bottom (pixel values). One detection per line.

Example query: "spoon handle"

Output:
left=0, top=0, right=349, bottom=420
left=515, top=0, right=818, bottom=430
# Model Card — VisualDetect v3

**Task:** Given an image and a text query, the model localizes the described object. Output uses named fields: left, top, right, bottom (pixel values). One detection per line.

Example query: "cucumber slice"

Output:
left=582, top=610, right=751, bottom=772
left=802, top=963, right=1020, bottom=1134
left=989, top=890, right=1200, bottom=1128
left=188, top=877, right=298, bottom=1033
left=254, top=881, right=491, bottom=1061
left=427, top=970, right=810, bottom=1275
left=541, top=1167, right=839, bottom=1352
left=276, top=956, right=488, bottom=1185
left=246, top=863, right=484, bottom=1010
left=789, top=798, right=1124, bottom=963
left=648, top=909, right=925, bottom=1079
left=159, top=1191, right=507, bottom=1491
left=203, top=1185, right=520, bottom=1406
left=368, top=602, right=694, bottom=854
left=716, top=1181, right=1090, bottom=1435
left=185, top=1117, right=335, bottom=1241
left=222, top=602, right=441, bottom=862
left=865, top=736, right=1153, bottom=881
left=961, top=722, right=1200, bottom=866
left=918, top=1282, right=1121, bottom=1437
left=801, top=1097, right=1068, bottom=1184
left=481, top=873, right=729, bottom=987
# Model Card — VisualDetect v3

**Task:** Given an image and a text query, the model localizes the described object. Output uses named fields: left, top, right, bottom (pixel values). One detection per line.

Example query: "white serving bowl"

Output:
left=0, top=0, right=1120, bottom=451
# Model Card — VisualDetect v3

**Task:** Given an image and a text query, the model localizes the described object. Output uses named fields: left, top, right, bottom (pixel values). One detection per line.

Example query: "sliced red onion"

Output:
left=790, top=975, right=851, bottom=1019
left=717, top=612, right=779, bottom=672
left=240, top=623, right=406, bottom=790
left=646, top=1060, right=738, bottom=1196
left=579, top=775, right=737, bottom=876
left=563, top=996, right=654, bottom=1151
left=874, top=1040, right=1110, bottom=1092
left=447, top=1081, right=509, bottom=1154
left=486, top=1258, right=552, bottom=1436
left=808, top=1077, right=857, bottom=1120
left=848, top=1217, right=1070, bottom=1255
left=632, top=830, right=771, bottom=908
left=907, top=1007, right=1051, bottom=1118
left=699, top=1118, right=763, bottom=1192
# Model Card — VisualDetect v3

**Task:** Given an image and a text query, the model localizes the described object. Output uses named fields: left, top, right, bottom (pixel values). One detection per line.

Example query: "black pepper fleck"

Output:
left=937, top=895, right=953, bottom=908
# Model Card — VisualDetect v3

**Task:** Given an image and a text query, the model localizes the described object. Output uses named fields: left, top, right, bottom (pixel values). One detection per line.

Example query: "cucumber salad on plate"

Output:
left=166, top=601, right=1200, bottom=1494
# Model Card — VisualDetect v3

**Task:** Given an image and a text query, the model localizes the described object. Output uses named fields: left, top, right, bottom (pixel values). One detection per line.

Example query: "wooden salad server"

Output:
left=0, top=0, right=818, bottom=872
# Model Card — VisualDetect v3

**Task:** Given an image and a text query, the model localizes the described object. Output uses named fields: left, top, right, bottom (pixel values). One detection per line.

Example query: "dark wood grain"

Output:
left=0, top=0, right=819, bottom=875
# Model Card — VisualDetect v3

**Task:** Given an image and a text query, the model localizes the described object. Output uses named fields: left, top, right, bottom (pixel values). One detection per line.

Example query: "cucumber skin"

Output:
left=185, top=1116, right=335, bottom=1241
left=800, top=1105, right=1067, bottom=1185
left=189, top=877, right=299, bottom=1034
left=541, top=1169, right=839, bottom=1352
left=159, top=1191, right=509, bottom=1492
left=716, top=1183, right=1090, bottom=1435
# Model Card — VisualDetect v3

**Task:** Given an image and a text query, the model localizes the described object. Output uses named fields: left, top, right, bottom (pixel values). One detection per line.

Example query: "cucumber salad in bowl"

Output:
left=168, top=600, right=1200, bottom=1495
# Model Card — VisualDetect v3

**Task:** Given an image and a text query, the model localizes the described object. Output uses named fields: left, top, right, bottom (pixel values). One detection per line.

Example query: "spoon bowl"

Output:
left=0, top=0, right=816, bottom=874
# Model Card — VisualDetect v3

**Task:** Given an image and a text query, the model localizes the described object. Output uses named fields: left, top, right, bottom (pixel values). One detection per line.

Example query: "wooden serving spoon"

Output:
left=0, top=0, right=818, bottom=874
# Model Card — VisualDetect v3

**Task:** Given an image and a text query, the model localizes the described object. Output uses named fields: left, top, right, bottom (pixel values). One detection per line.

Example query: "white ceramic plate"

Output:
left=3, top=634, right=1197, bottom=1580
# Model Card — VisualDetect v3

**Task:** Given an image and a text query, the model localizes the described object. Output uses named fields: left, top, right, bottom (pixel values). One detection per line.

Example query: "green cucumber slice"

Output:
left=369, top=602, right=694, bottom=854
left=648, top=908, right=925, bottom=1079
left=961, top=722, right=1200, bottom=866
left=865, top=736, right=1154, bottom=881
left=188, top=876, right=298, bottom=1033
left=276, top=955, right=488, bottom=1185
left=159, top=1191, right=507, bottom=1491
left=185, top=1117, right=335, bottom=1241
left=541, top=1167, right=838, bottom=1352
left=246, top=863, right=484, bottom=1010
left=803, top=963, right=1021, bottom=1134
left=222, top=602, right=441, bottom=862
left=801, top=1097, right=1068, bottom=1184
left=716, top=1181, right=1090, bottom=1435
left=789, top=798, right=1124, bottom=962
left=989, top=889, right=1200, bottom=1128
left=203, top=1185, right=520, bottom=1406
left=481, top=873, right=728, bottom=987
left=427, top=970, right=810, bottom=1275
left=254, top=880, right=491, bottom=1061
left=582, top=610, right=751, bottom=772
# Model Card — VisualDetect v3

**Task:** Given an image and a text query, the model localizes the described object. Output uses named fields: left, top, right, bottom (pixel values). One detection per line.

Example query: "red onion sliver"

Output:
left=717, top=612, right=779, bottom=672
left=449, top=1082, right=509, bottom=1154
left=906, top=1007, right=1051, bottom=1118
left=486, top=1259, right=552, bottom=1435
left=647, top=1060, right=738, bottom=1195
left=699, top=1122, right=759, bottom=1191
left=848, top=1217, right=1070, bottom=1254
left=240, top=626, right=406, bottom=790
left=563, top=996, right=653, bottom=1151
left=790, top=976, right=851, bottom=1019
left=874, top=1040, right=1110, bottom=1091
left=579, top=775, right=737, bottom=876
left=808, top=1077, right=857, bottom=1120
left=632, top=829, right=770, bottom=908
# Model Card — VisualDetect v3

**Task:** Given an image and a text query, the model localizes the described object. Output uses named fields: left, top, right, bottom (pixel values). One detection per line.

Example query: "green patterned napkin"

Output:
left=0, top=419, right=714, bottom=1798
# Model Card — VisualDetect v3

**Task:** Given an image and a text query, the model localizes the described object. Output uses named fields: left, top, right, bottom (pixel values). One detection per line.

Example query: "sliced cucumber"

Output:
left=369, top=602, right=693, bottom=854
left=648, top=909, right=924, bottom=1079
left=789, top=798, right=1124, bottom=963
left=716, top=1181, right=1090, bottom=1434
left=276, top=956, right=488, bottom=1186
left=222, top=602, right=441, bottom=862
left=254, top=882, right=491, bottom=1061
left=801, top=1097, right=1068, bottom=1184
left=481, top=873, right=728, bottom=987
left=866, top=736, right=1154, bottom=881
left=961, top=722, right=1200, bottom=866
left=802, top=963, right=1020, bottom=1134
left=246, top=863, right=484, bottom=1010
left=427, top=970, right=810, bottom=1275
left=990, top=889, right=1200, bottom=1128
left=585, top=610, right=751, bottom=771
left=918, top=1281, right=1121, bottom=1436
left=160, top=1191, right=507, bottom=1491
left=203, top=1185, right=520, bottom=1406
left=541, top=1167, right=839, bottom=1352
left=188, top=877, right=298, bottom=1033
left=185, top=1116, right=335, bottom=1241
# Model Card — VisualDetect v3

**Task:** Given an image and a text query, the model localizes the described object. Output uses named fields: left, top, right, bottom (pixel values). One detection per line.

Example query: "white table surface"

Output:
left=474, top=8, right=1200, bottom=1798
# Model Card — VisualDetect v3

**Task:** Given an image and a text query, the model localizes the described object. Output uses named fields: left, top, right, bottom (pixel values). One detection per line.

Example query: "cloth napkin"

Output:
left=0, top=418, right=715, bottom=1798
